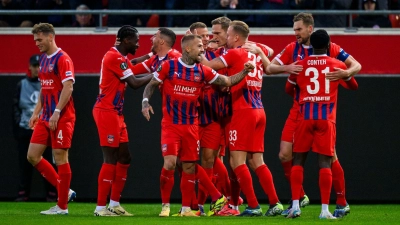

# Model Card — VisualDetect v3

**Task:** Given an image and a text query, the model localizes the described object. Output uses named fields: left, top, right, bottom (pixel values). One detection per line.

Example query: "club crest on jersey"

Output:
left=162, top=144, right=167, bottom=152
left=157, top=65, right=162, bottom=72
left=107, top=135, right=114, bottom=143
left=48, top=64, right=54, bottom=72
left=194, top=73, right=200, bottom=81
left=120, top=62, right=128, bottom=70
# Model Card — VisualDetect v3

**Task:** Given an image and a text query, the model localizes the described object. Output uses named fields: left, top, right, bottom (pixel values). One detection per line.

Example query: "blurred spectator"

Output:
left=252, top=0, right=292, bottom=27
left=354, top=0, right=391, bottom=28
left=207, top=0, right=249, bottom=22
left=30, top=0, right=71, bottom=27
left=0, top=0, right=32, bottom=27
left=173, top=0, right=209, bottom=27
left=13, top=54, right=57, bottom=202
left=314, top=0, right=352, bottom=27
left=107, top=0, right=148, bottom=27
left=71, top=4, right=95, bottom=27
left=69, top=0, right=103, bottom=26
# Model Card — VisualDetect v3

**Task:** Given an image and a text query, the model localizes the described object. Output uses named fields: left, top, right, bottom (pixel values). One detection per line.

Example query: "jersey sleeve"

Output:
left=219, top=49, right=241, bottom=68
left=339, top=76, right=358, bottom=90
left=274, top=43, right=294, bottom=65
left=202, top=65, right=219, bottom=84
left=330, top=42, right=350, bottom=62
left=135, top=55, right=157, bottom=74
left=58, top=56, right=75, bottom=83
left=255, top=42, right=271, bottom=57
left=153, top=61, right=170, bottom=83
left=105, top=54, right=133, bottom=80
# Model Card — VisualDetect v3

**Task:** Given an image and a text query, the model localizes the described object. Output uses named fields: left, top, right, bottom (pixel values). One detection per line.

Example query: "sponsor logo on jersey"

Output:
left=174, top=85, right=197, bottom=94
left=41, top=79, right=54, bottom=86
left=107, top=135, right=114, bottom=143
left=120, top=62, right=128, bottom=70
left=194, top=73, right=200, bottom=81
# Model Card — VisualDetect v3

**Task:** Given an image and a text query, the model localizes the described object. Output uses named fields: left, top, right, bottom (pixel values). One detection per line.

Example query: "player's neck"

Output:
left=46, top=44, right=59, bottom=56
left=115, top=46, right=128, bottom=56
left=233, top=41, right=245, bottom=49
left=181, top=54, right=196, bottom=65
left=313, top=49, right=327, bottom=55
left=157, top=47, right=170, bottom=58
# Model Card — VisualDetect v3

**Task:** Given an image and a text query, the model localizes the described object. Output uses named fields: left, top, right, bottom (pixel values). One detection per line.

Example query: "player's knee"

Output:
left=118, top=155, right=131, bottom=164
left=26, top=153, right=40, bottom=166
left=279, top=150, right=292, bottom=162
left=163, top=160, right=176, bottom=170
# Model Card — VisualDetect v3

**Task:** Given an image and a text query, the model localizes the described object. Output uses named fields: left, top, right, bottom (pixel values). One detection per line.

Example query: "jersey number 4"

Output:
left=305, top=67, right=330, bottom=94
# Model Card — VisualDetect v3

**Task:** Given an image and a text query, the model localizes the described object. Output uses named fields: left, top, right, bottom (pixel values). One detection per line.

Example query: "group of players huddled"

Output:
left=26, top=12, right=360, bottom=219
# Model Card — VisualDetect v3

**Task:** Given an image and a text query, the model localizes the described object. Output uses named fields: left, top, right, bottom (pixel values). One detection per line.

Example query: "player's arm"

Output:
left=200, top=55, right=226, bottom=70
left=211, top=62, right=254, bottom=87
left=124, top=74, right=152, bottom=90
left=141, top=77, right=160, bottom=121
left=285, top=75, right=297, bottom=97
left=49, top=80, right=73, bottom=131
left=130, top=53, right=152, bottom=65
left=339, top=76, right=359, bottom=90
left=267, top=59, right=303, bottom=75
left=246, top=41, right=274, bottom=57
left=326, top=56, right=362, bottom=81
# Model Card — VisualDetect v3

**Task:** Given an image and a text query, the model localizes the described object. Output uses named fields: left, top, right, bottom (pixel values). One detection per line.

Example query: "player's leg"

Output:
left=248, top=152, right=283, bottom=216
left=42, top=146, right=57, bottom=202
left=159, top=155, right=177, bottom=217
left=317, top=153, right=335, bottom=219
left=331, top=150, right=350, bottom=217
left=287, top=152, right=308, bottom=218
left=107, top=141, right=133, bottom=216
left=180, top=161, right=198, bottom=217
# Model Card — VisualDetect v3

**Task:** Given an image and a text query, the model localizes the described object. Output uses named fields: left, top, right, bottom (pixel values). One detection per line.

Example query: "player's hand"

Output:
left=242, top=42, right=261, bottom=54
left=29, top=114, right=39, bottom=130
left=49, top=111, right=60, bottom=131
left=207, top=39, right=218, bottom=50
left=284, top=61, right=303, bottom=75
left=142, top=102, right=154, bottom=121
left=244, top=61, right=256, bottom=72
left=326, top=67, right=349, bottom=81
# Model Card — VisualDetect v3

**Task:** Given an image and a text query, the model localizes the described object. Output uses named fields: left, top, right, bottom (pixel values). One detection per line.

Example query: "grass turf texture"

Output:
left=0, top=202, right=397, bottom=224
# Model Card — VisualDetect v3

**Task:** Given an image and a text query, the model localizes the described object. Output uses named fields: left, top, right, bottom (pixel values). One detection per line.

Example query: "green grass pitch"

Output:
left=0, top=202, right=397, bottom=224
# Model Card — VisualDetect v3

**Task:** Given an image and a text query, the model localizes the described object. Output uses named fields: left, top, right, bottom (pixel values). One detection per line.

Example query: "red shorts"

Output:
left=93, top=108, right=128, bottom=147
left=219, top=116, right=231, bottom=156
left=229, top=109, right=265, bottom=152
left=30, top=119, right=75, bottom=149
left=293, top=119, right=336, bottom=157
left=199, top=121, right=221, bottom=150
left=281, top=105, right=299, bottom=143
left=161, top=122, right=199, bottom=161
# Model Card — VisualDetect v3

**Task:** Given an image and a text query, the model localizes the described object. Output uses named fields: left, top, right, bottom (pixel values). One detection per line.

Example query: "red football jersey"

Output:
left=133, top=49, right=181, bottom=74
left=38, top=48, right=75, bottom=122
left=94, top=47, right=134, bottom=115
left=154, top=58, right=219, bottom=125
left=219, top=47, right=268, bottom=111
left=290, top=55, right=347, bottom=123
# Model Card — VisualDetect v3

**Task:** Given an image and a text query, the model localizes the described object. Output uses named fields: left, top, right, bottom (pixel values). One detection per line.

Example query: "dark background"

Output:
left=1, top=75, right=399, bottom=203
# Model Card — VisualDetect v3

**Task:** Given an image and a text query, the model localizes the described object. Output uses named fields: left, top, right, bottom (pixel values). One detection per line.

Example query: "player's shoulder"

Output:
left=168, top=49, right=182, bottom=58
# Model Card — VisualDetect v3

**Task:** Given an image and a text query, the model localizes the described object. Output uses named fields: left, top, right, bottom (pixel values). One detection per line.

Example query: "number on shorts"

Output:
left=57, top=130, right=63, bottom=140
left=229, top=130, right=237, bottom=141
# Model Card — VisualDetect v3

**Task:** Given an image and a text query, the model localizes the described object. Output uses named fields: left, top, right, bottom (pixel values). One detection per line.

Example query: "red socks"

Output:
left=331, top=160, right=347, bottom=206
left=160, top=168, right=175, bottom=204
left=255, top=164, right=279, bottom=205
left=110, top=163, right=129, bottom=202
left=57, top=163, right=71, bottom=210
left=290, top=165, right=304, bottom=201
left=97, top=163, right=115, bottom=206
left=181, top=172, right=196, bottom=207
left=319, top=168, right=332, bottom=205
left=229, top=170, right=241, bottom=206
left=195, top=164, right=220, bottom=201
left=282, top=160, right=305, bottom=197
left=234, top=164, right=258, bottom=208
left=197, top=167, right=213, bottom=204
left=214, top=157, right=231, bottom=197
left=35, top=158, right=59, bottom=188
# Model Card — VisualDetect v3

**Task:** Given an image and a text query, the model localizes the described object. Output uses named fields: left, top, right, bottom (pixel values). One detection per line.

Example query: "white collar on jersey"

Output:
left=302, top=44, right=312, bottom=49
left=309, top=54, right=328, bottom=57
left=178, top=58, right=195, bottom=68
left=47, top=48, right=61, bottom=58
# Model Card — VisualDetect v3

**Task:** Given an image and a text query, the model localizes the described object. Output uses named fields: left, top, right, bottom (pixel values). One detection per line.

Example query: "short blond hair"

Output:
left=229, top=20, right=249, bottom=39
left=293, top=13, right=314, bottom=27
left=31, top=23, right=55, bottom=35
left=211, top=16, right=231, bottom=31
